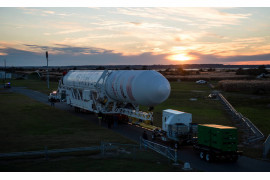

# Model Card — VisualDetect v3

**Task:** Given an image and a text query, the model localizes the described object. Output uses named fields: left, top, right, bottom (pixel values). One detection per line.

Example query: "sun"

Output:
left=167, top=54, right=191, bottom=62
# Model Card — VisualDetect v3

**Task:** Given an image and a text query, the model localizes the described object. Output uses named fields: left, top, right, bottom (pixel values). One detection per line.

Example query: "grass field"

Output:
left=7, top=79, right=232, bottom=128
left=142, top=82, right=232, bottom=128
left=0, top=149, right=186, bottom=172
left=0, top=91, right=183, bottom=171
left=7, top=79, right=59, bottom=94
left=223, top=92, right=270, bottom=135
left=0, top=92, right=133, bottom=153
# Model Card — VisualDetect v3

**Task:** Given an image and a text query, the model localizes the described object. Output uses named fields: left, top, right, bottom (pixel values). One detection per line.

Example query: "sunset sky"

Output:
left=1, top=7, right=270, bottom=66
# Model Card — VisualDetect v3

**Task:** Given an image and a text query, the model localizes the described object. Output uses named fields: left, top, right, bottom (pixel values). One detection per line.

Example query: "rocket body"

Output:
left=63, top=70, right=171, bottom=106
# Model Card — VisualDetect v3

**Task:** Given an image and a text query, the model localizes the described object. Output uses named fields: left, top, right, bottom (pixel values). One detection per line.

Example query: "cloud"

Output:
left=22, top=44, right=114, bottom=55
left=0, top=45, right=169, bottom=66
left=2, top=44, right=270, bottom=66
left=43, top=11, right=55, bottom=15
left=0, top=52, right=8, bottom=56
left=189, top=51, right=270, bottom=64
left=19, top=7, right=75, bottom=17
left=114, top=8, right=251, bottom=28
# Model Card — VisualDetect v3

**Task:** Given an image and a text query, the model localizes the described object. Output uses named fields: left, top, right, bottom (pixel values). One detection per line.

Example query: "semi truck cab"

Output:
left=153, top=109, right=197, bottom=148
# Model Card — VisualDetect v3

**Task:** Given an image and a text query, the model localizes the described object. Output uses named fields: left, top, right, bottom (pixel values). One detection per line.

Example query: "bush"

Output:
left=218, top=80, right=270, bottom=94
left=236, top=66, right=268, bottom=76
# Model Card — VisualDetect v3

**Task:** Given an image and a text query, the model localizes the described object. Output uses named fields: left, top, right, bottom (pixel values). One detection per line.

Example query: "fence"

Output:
left=263, top=135, right=270, bottom=159
left=140, top=137, right=178, bottom=163
left=100, top=142, right=139, bottom=159
left=217, top=93, right=264, bottom=143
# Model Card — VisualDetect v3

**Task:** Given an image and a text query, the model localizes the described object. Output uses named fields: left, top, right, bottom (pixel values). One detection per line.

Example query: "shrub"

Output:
left=218, top=80, right=270, bottom=94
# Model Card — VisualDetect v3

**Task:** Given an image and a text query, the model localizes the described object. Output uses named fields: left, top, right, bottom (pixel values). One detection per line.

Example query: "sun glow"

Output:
left=167, top=54, right=191, bottom=62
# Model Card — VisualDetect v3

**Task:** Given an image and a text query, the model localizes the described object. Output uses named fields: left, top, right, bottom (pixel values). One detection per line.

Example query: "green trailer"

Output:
left=194, top=124, right=240, bottom=162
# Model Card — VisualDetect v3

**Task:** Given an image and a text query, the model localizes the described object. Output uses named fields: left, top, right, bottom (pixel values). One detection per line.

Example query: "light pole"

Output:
left=4, top=59, right=6, bottom=82
left=46, top=51, right=49, bottom=89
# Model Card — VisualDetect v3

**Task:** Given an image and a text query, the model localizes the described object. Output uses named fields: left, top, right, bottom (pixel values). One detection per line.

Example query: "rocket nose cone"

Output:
left=150, top=81, right=171, bottom=104
left=158, top=84, right=170, bottom=98
left=132, top=71, right=171, bottom=106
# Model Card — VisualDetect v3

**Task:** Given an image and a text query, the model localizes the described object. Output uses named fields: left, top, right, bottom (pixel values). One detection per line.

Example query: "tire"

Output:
left=174, top=142, right=179, bottom=149
left=199, top=151, right=205, bottom=160
left=151, top=134, right=155, bottom=140
left=205, top=153, right=212, bottom=162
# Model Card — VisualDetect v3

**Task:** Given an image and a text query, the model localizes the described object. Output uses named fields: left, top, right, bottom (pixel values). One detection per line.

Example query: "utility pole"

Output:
left=4, top=59, right=6, bottom=83
left=46, top=51, right=49, bottom=88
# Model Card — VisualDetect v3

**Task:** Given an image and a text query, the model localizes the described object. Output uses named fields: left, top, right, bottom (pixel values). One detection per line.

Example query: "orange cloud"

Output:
left=226, top=61, right=270, bottom=65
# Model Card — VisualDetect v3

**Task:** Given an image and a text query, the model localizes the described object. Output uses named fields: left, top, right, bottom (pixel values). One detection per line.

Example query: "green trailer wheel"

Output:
left=199, top=151, right=205, bottom=160
left=205, top=153, right=213, bottom=162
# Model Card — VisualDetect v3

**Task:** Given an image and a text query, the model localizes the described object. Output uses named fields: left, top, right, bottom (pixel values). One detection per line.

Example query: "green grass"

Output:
left=8, top=79, right=59, bottom=94
left=142, top=82, right=232, bottom=127
left=0, top=92, right=133, bottom=153
left=0, top=153, right=183, bottom=172
left=0, top=92, right=187, bottom=171
left=8, top=79, right=232, bottom=128
left=223, top=92, right=270, bottom=135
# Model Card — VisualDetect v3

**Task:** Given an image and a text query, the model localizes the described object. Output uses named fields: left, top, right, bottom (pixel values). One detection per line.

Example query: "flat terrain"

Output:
left=3, top=87, right=270, bottom=172
left=8, top=79, right=233, bottom=128
left=0, top=92, right=133, bottom=153
left=223, top=91, right=270, bottom=135
left=1, top=78, right=270, bottom=171
left=7, top=79, right=59, bottom=94
left=0, top=151, right=183, bottom=172
left=142, top=82, right=232, bottom=127
left=0, top=90, right=182, bottom=171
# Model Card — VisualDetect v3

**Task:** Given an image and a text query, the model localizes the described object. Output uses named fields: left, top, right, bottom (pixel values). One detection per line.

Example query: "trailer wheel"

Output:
left=174, top=142, right=179, bottom=149
left=199, top=151, right=205, bottom=160
left=205, top=153, right=212, bottom=162
left=151, top=134, right=155, bottom=140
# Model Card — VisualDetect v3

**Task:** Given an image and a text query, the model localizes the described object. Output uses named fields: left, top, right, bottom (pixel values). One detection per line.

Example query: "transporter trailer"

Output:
left=150, top=110, right=241, bottom=162
left=49, top=70, right=241, bottom=162
left=193, top=124, right=241, bottom=162
left=151, top=109, right=198, bottom=149
left=51, top=70, right=171, bottom=123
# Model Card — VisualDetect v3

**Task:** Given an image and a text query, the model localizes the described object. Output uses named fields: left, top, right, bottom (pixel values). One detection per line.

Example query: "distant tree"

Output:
left=258, top=65, right=266, bottom=70
left=124, top=66, right=131, bottom=70
left=236, top=66, right=268, bottom=76
left=236, top=68, right=245, bottom=75
left=176, top=67, right=189, bottom=75
left=96, top=66, right=105, bottom=70
left=73, top=67, right=77, bottom=70
left=207, top=68, right=216, bottom=72
left=142, top=65, right=148, bottom=70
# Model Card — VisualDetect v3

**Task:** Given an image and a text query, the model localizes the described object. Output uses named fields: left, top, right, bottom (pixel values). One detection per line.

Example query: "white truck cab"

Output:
left=161, top=109, right=194, bottom=144
left=162, top=109, right=192, bottom=132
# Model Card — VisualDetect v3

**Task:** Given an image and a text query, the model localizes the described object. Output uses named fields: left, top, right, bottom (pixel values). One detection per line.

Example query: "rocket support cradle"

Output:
left=58, top=70, right=171, bottom=122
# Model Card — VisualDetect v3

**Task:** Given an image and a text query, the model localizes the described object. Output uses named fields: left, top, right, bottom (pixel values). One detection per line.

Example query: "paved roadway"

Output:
left=6, top=87, right=270, bottom=172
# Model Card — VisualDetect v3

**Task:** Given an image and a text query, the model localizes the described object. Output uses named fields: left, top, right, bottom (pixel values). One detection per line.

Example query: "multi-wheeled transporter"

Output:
left=151, top=109, right=198, bottom=149
left=151, top=110, right=240, bottom=162
left=193, top=124, right=240, bottom=162
left=54, top=70, right=171, bottom=123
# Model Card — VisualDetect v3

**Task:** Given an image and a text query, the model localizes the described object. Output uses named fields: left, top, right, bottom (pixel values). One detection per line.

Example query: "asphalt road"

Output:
left=6, top=86, right=270, bottom=172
